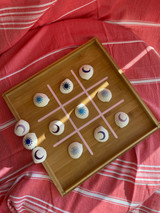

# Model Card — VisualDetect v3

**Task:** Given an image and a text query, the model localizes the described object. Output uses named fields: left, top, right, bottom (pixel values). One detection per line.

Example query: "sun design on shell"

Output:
left=101, top=90, right=108, bottom=97
left=24, top=137, right=33, bottom=146
left=78, top=107, right=86, bottom=115
left=71, top=147, right=79, bottom=155
left=62, top=82, right=71, bottom=90
left=36, top=96, right=43, bottom=103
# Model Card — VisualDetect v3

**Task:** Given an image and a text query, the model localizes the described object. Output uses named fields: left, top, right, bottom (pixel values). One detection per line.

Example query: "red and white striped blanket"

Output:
left=0, top=1, right=160, bottom=212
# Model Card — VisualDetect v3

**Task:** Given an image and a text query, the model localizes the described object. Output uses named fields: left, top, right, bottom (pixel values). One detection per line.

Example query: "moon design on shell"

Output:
left=79, top=65, right=94, bottom=80
left=16, top=124, right=26, bottom=133
left=32, top=147, right=47, bottom=164
left=94, top=126, right=109, bottom=142
left=115, top=112, right=129, bottom=128
left=98, top=131, right=106, bottom=140
left=49, top=120, right=64, bottom=135
left=118, top=113, right=127, bottom=122
left=14, top=119, right=30, bottom=136
left=82, top=67, right=91, bottom=73
left=35, top=149, right=44, bottom=160
left=52, top=124, right=60, bottom=134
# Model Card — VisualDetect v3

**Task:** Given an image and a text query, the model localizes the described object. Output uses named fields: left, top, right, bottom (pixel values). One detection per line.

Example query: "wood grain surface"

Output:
left=3, top=38, right=160, bottom=196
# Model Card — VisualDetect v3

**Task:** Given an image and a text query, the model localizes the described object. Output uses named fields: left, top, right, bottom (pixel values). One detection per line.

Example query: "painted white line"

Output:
left=10, top=194, right=69, bottom=213
left=116, top=158, right=160, bottom=168
left=105, top=20, right=160, bottom=27
left=54, top=99, right=124, bottom=147
left=51, top=0, right=96, bottom=23
left=0, top=1, right=56, bottom=11
left=0, top=14, right=41, bottom=21
left=71, top=70, right=118, bottom=138
left=0, top=20, right=37, bottom=25
left=0, top=119, right=16, bottom=131
left=0, top=8, right=49, bottom=17
left=38, top=76, right=108, bottom=122
left=131, top=78, right=160, bottom=85
left=47, top=84, right=93, bottom=155
left=0, top=46, right=78, bottom=81
left=102, top=40, right=144, bottom=45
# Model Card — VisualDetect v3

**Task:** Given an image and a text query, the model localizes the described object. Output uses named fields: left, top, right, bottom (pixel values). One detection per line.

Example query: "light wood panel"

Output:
left=3, top=38, right=160, bottom=196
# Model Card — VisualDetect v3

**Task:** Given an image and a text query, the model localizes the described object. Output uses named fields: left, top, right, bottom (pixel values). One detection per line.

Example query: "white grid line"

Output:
left=47, top=84, right=93, bottom=155
left=38, top=76, right=108, bottom=122
left=54, top=99, right=124, bottom=147
left=71, top=70, right=118, bottom=139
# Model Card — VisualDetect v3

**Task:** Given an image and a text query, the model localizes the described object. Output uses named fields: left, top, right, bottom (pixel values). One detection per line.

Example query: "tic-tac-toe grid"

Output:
left=38, top=71, right=124, bottom=156
left=3, top=38, right=159, bottom=196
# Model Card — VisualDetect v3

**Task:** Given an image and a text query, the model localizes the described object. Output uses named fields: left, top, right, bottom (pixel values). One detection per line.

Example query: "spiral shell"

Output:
left=79, top=65, right=94, bottom=80
left=68, top=142, right=83, bottom=159
left=23, top=133, right=38, bottom=150
left=97, top=88, right=112, bottom=102
left=60, top=78, right=73, bottom=94
left=94, top=126, right=109, bottom=142
left=14, top=119, right=30, bottom=136
left=49, top=120, right=64, bottom=135
left=115, top=112, right=129, bottom=128
left=32, top=147, right=47, bottom=164
left=75, top=104, right=89, bottom=119
left=33, top=93, right=50, bottom=107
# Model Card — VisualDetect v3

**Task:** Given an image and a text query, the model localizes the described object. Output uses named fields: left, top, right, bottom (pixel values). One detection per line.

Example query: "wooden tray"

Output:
left=3, top=38, right=160, bottom=196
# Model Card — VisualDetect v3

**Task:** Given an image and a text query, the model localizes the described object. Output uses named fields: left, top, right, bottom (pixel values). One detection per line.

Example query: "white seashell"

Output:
left=75, top=104, right=89, bottom=119
left=97, top=88, right=112, bottom=102
left=33, top=93, right=50, bottom=107
left=60, top=79, right=73, bottom=94
left=94, top=126, right=109, bottom=142
left=79, top=65, right=94, bottom=80
left=32, top=147, right=47, bottom=164
left=23, top=133, right=38, bottom=150
left=49, top=120, right=64, bottom=135
left=68, top=142, right=83, bottom=159
left=115, top=112, right=129, bottom=128
left=14, top=119, right=30, bottom=136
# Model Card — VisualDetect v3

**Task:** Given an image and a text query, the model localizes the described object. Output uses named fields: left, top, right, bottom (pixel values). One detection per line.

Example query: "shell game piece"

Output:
left=68, top=142, right=83, bottom=159
left=97, top=88, right=112, bottom=102
left=115, top=112, right=129, bottom=128
left=49, top=120, right=64, bottom=135
left=32, top=147, right=47, bottom=164
left=79, top=65, right=94, bottom=80
left=33, top=93, right=50, bottom=107
left=14, top=119, right=30, bottom=136
left=94, top=126, right=109, bottom=142
left=23, top=133, right=38, bottom=150
left=60, top=79, right=73, bottom=94
left=75, top=104, right=89, bottom=119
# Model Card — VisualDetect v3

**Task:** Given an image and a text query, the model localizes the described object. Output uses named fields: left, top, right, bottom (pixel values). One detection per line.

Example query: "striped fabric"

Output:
left=0, top=0, right=160, bottom=212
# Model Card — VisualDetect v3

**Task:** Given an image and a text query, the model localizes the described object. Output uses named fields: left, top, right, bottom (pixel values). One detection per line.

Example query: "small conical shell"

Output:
left=32, top=147, right=47, bottom=164
left=97, top=88, right=112, bottom=102
left=79, top=65, right=94, bottom=80
left=68, top=142, right=83, bottom=159
left=60, top=79, right=73, bottom=94
left=94, top=126, right=109, bottom=142
left=115, top=112, right=129, bottom=128
left=14, top=119, right=30, bottom=136
left=49, top=120, right=64, bottom=135
left=75, top=104, right=89, bottom=119
left=23, top=133, right=38, bottom=150
left=33, top=93, right=50, bottom=107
